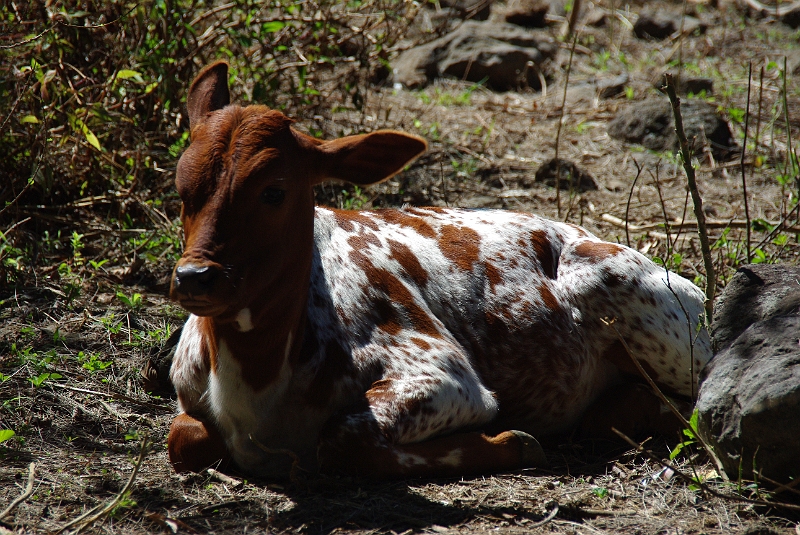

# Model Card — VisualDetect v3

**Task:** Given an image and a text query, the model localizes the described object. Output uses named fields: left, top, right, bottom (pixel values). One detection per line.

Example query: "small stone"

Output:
left=634, top=12, right=677, bottom=39
left=534, top=158, right=599, bottom=191
left=505, top=0, right=550, bottom=28
left=608, top=98, right=737, bottom=161
left=391, top=21, right=557, bottom=90
left=597, top=73, right=629, bottom=99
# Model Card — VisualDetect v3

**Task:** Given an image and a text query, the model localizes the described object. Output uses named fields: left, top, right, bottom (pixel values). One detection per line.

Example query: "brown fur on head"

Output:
left=170, top=61, right=427, bottom=323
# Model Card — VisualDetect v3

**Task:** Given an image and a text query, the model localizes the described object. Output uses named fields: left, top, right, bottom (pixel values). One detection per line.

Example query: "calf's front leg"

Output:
left=168, top=413, right=231, bottom=473
left=167, top=315, right=230, bottom=472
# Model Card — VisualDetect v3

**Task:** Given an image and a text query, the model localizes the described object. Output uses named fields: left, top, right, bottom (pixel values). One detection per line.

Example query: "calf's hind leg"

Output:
left=318, top=346, right=547, bottom=478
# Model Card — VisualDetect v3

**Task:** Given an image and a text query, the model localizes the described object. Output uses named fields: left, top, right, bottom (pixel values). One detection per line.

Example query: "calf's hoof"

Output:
left=168, top=413, right=230, bottom=473
left=509, top=430, right=548, bottom=468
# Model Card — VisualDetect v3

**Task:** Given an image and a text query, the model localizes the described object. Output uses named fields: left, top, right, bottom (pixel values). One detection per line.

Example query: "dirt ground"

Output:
left=2, top=0, right=800, bottom=533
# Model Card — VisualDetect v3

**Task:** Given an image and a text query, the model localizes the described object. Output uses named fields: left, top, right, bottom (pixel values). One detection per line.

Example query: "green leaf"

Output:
left=21, top=115, right=39, bottom=124
left=70, top=117, right=102, bottom=151
left=0, top=429, right=14, bottom=443
left=116, top=69, right=142, bottom=80
left=261, top=21, right=285, bottom=33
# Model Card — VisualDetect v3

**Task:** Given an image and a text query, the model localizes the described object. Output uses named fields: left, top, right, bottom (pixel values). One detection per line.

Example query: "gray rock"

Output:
left=781, top=5, right=800, bottom=28
left=391, top=21, right=556, bottom=90
left=634, top=11, right=677, bottom=39
left=439, top=0, right=492, bottom=21
left=607, top=98, right=738, bottom=160
left=534, top=158, right=599, bottom=191
left=653, top=72, right=714, bottom=96
left=711, top=265, right=800, bottom=353
left=634, top=11, right=705, bottom=40
left=682, top=77, right=714, bottom=96
left=697, top=264, right=800, bottom=483
left=597, top=73, right=629, bottom=99
left=505, top=0, right=549, bottom=28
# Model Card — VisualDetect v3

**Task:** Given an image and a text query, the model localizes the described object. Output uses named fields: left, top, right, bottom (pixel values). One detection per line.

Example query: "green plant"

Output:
left=110, top=492, right=137, bottom=517
left=0, top=429, right=15, bottom=444
left=116, top=291, right=144, bottom=310
left=77, top=351, right=113, bottom=373
left=28, top=372, right=62, bottom=388
left=670, top=409, right=699, bottom=460
left=593, top=50, right=612, bottom=71
left=340, top=186, right=370, bottom=210
left=624, top=86, right=635, bottom=100
left=100, top=314, right=123, bottom=335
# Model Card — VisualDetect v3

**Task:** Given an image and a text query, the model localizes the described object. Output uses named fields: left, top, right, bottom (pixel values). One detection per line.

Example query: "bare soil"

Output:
left=2, top=1, right=800, bottom=533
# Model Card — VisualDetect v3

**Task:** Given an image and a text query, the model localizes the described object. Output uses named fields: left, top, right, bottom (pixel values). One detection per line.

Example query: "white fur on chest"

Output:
left=209, top=338, right=293, bottom=467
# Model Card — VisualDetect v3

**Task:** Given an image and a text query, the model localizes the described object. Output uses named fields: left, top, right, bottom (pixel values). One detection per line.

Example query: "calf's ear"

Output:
left=315, top=130, right=427, bottom=186
left=187, top=61, right=230, bottom=128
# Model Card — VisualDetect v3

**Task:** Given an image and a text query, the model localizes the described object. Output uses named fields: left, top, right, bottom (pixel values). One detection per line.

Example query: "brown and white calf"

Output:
left=167, top=61, right=712, bottom=479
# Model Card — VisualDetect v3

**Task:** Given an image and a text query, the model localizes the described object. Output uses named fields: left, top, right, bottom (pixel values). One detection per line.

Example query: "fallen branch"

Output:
left=739, top=0, right=800, bottom=17
left=613, top=427, right=800, bottom=512
left=55, top=435, right=150, bottom=534
left=0, top=463, right=36, bottom=520
left=601, top=317, right=728, bottom=480
left=48, top=383, right=172, bottom=413
left=600, top=213, right=800, bottom=233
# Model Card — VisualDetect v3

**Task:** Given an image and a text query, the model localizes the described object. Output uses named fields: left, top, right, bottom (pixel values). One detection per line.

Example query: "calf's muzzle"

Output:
left=172, top=263, right=220, bottom=299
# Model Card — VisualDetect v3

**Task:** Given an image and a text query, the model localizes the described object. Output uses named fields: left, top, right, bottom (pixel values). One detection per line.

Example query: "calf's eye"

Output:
left=261, top=187, right=285, bottom=206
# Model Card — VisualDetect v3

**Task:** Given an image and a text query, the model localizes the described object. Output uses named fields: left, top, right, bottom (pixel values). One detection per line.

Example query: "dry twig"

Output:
left=54, top=435, right=151, bottom=534
left=601, top=317, right=727, bottom=479
left=0, top=463, right=36, bottom=521
left=664, top=73, right=715, bottom=322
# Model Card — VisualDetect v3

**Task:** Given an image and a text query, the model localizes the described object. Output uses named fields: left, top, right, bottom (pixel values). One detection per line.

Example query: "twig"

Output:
left=47, top=382, right=172, bottom=412
left=206, top=468, right=242, bottom=487
left=752, top=203, right=800, bottom=251
left=55, top=435, right=150, bottom=534
left=742, top=62, right=753, bottom=263
left=563, top=0, right=583, bottom=38
left=650, top=164, right=674, bottom=255
left=530, top=502, right=559, bottom=528
left=625, top=159, right=643, bottom=248
left=664, top=74, right=716, bottom=322
left=0, top=27, right=53, bottom=49
left=600, top=214, right=799, bottom=233
left=0, top=463, right=36, bottom=520
left=755, top=64, right=765, bottom=157
left=601, top=317, right=727, bottom=480
left=249, top=434, right=306, bottom=482
left=612, top=427, right=800, bottom=512
left=783, top=56, right=800, bottom=222
left=555, top=33, right=580, bottom=218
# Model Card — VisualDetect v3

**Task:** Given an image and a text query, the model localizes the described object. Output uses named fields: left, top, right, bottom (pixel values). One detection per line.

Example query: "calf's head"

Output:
left=171, top=62, right=426, bottom=324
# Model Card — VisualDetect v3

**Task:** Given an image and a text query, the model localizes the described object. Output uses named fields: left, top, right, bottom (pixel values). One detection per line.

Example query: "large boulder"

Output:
left=608, top=98, right=738, bottom=160
left=697, top=264, right=800, bottom=483
left=391, top=20, right=556, bottom=91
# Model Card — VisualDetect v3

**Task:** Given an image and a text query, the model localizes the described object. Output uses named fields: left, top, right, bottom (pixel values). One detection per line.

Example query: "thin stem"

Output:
left=555, top=33, right=579, bottom=218
left=754, top=64, right=764, bottom=158
left=664, top=74, right=716, bottom=323
left=742, top=62, right=752, bottom=263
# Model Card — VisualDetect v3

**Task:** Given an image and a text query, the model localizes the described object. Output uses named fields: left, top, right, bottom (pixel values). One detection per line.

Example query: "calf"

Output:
left=167, top=61, right=712, bottom=478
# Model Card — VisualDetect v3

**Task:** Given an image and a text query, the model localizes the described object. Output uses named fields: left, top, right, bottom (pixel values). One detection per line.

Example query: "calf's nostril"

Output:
left=174, top=264, right=219, bottom=294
